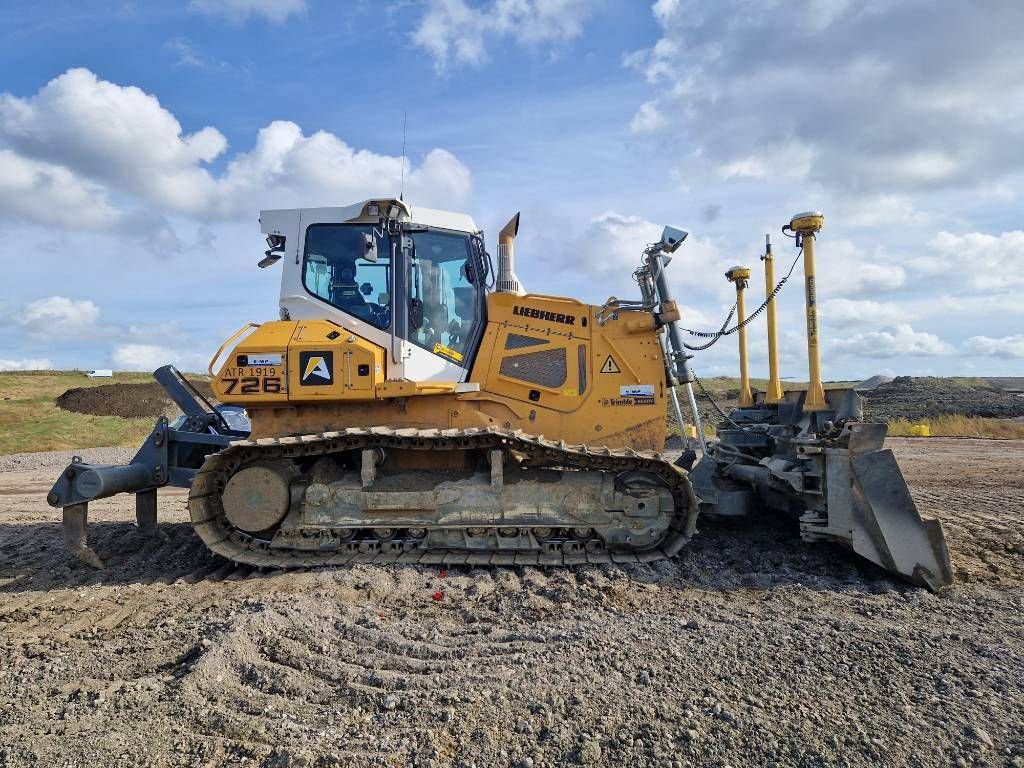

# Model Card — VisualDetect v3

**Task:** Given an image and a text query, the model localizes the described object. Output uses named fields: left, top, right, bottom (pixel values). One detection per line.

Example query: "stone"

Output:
left=579, top=740, right=602, bottom=764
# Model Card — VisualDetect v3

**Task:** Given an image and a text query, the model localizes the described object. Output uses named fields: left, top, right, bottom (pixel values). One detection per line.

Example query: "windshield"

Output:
left=408, top=229, right=482, bottom=365
left=302, top=224, right=391, bottom=330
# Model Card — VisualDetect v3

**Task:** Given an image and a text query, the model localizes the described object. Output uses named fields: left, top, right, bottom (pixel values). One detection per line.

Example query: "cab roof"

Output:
left=260, top=198, right=478, bottom=236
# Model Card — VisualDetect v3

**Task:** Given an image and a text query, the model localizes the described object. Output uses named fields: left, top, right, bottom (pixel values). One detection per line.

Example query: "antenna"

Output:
left=400, top=111, right=407, bottom=201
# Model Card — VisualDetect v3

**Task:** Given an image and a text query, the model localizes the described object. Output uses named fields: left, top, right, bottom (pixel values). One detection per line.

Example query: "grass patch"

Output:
left=887, top=415, right=1024, bottom=439
left=0, top=371, right=157, bottom=454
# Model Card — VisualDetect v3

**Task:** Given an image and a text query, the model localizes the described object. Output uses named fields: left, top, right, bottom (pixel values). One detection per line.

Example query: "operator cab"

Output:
left=260, top=199, right=491, bottom=383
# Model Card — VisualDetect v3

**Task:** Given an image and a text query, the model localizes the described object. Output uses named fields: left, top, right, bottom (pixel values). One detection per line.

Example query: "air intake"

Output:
left=496, top=212, right=524, bottom=295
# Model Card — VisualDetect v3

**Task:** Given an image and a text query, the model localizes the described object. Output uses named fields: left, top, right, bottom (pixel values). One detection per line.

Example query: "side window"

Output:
left=303, top=225, right=391, bottom=330
left=407, top=230, right=481, bottom=365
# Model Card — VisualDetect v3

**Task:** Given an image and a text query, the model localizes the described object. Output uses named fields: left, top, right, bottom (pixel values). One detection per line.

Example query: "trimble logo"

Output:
left=513, top=305, right=576, bottom=326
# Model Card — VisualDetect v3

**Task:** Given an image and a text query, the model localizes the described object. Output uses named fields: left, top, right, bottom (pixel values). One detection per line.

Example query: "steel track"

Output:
left=189, top=427, right=700, bottom=568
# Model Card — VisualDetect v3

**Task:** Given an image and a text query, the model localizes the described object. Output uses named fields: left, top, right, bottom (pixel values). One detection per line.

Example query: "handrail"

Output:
left=519, top=293, right=587, bottom=306
left=207, top=323, right=260, bottom=376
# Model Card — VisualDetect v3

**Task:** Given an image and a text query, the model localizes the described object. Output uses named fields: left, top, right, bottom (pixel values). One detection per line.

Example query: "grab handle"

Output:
left=207, top=323, right=260, bottom=377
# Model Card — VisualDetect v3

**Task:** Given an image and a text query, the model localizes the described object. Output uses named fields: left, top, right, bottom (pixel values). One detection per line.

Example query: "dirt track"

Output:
left=1, top=439, right=1022, bottom=767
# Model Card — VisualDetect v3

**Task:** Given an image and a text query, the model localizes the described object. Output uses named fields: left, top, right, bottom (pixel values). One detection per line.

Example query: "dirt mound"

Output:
left=56, top=380, right=214, bottom=419
left=854, top=374, right=894, bottom=391
left=987, top=376, right=1024, bottom=392
left=861, top=376, right=1024, bottom=422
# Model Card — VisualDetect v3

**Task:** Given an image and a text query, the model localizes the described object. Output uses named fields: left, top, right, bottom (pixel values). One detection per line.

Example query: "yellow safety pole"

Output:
left=725, top=266, right=754, bottom=408
left=761, top=234, right=785, bottom=403
left=789, top=211, right=827, bottom=411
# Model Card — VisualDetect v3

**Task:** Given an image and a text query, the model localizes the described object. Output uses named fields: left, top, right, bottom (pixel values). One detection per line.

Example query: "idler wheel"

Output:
left=221, top=463, right=292, bottom=533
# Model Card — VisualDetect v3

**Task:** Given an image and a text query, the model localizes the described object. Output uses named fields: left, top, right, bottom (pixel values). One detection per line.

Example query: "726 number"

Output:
left=222, top=376, right=282, bottom=394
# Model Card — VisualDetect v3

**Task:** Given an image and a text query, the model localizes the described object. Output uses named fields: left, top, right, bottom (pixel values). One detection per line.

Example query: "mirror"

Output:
left=362, top=232, right=378, bottom=263
left=409, top=298, right=424, bottom=330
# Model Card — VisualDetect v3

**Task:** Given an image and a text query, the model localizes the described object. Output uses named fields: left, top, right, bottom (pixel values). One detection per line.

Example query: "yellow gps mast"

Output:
left=789, top=211, right=827, bottom=411
left=725, top=265, right=754, bottom=408
left=761, top=234, right=785, bottom=403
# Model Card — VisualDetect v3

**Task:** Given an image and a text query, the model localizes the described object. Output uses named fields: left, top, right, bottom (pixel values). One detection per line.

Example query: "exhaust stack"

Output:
left=496, top=212, right=524, bottom=295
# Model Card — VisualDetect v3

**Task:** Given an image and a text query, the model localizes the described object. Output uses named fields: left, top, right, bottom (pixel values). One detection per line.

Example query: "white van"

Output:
left=86, top=369, right=113, bottom=378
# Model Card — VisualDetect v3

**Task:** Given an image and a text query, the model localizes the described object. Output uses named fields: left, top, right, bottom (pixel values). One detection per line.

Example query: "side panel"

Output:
left=475, top=292, right=590, bottom=414
left=286, top=321, right=386, bottom=401
left=468, top=292, right=668, bottom=448
left=588, top=312, right=668, bottom=447
left=212, top=320, right=386, bottom=405
left=212, top=322, right=293, bottom=404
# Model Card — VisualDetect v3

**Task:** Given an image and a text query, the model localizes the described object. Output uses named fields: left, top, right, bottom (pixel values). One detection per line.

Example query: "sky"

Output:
left=0, top=0, right=1022, bottom=380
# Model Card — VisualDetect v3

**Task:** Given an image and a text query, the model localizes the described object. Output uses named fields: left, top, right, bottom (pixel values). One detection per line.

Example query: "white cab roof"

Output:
left=260, top=198, right=478, bottom=236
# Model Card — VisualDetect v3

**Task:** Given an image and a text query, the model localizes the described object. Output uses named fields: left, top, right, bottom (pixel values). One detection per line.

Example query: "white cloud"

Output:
left=817, top=239, right=906, bottom=295
left=166, top=39, right=231, bottom=72
left=0, top=69, right=472, bottom=232
left=217, top=121, right=472, bottom=214
left=189, top=0, right=307, bottom=23
left=821, top=298, right=911, bottom=328
left=413, top=0, right=591, bottom=70
left=831, top=324, right=953, bottom=359
left=112, top=344, right=207, bottom=373
left=0, top=357, right=52, bottom=371
left=651, top=0, right=680, bottom=22
left=18, top=296, right=100, bottom=337
left=630, top=101, right=666, bottom=134
left=964, top=335, right=1024, bottom=359
left=913, top=230, right=1024, bottom=291
left=833, top=194, right=929, bottom=228
left=526, top=210, right=730, bottom=309
left=0, top=68, right=227, bottom=215
left=626, top=2, right=1024, bottom=193
left=716, top=142, right=814, bottom=181
left=0, top=150, right=123, bottom=229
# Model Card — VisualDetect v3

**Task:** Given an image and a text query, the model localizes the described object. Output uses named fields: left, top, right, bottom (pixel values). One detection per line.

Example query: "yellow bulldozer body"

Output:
left=212, top=291, right=669, bottom=450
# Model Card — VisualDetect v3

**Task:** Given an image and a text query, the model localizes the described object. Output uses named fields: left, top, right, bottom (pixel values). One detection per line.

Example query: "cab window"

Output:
left=302, top=225, right=391, bottom=330
left=407, top=230, right=481, bottom=365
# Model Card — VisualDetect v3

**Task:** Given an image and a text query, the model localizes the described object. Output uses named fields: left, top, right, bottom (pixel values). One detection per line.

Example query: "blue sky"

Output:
left=1, top=0, right=1022, bottom=379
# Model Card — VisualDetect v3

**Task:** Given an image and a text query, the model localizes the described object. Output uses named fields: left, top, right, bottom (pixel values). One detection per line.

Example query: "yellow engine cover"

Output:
left=212, top=320, right=385, bottom=404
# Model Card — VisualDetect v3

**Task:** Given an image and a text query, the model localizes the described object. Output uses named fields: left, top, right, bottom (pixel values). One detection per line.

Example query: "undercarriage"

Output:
left=190, top=427, right=698, bottom=567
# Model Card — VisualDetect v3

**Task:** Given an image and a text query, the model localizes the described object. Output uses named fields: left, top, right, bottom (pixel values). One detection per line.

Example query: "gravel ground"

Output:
left=1, top=439, right=1022, bottom=768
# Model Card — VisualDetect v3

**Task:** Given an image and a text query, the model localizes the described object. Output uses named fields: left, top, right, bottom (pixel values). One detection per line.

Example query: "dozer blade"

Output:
left=694, top=415, right=954, bottom=590
left=794, top=442, right=953, bottom=591
left=844, top=449, right=953, bottom=590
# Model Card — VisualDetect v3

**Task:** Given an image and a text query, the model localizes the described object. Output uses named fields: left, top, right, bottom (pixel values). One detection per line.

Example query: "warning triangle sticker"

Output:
left=600, top=355, right=621, bottom=374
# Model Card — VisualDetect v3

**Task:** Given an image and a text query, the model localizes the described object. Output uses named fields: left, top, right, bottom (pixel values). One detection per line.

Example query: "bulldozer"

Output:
left=46, top=199, right=953, bottom=589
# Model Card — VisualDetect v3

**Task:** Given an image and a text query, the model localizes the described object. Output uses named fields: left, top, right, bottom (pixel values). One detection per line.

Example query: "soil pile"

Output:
left=679, top=376, right=1024, bottom=428
left=55, top=380, right=215, bottom=419
left=861, top=376, right=1024, bottom=422
left=854, top=374, right=894, bottom=390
